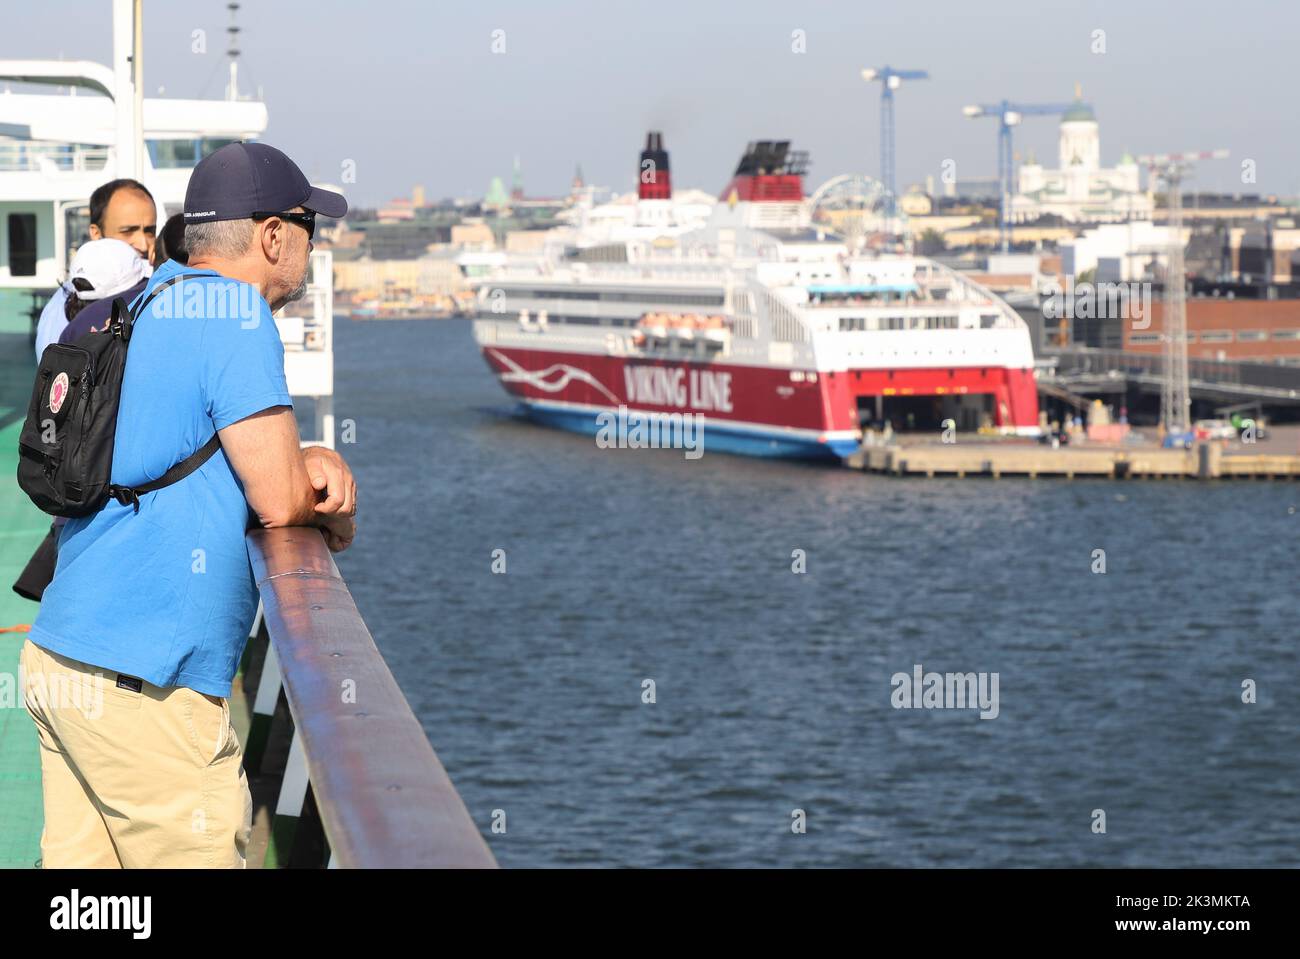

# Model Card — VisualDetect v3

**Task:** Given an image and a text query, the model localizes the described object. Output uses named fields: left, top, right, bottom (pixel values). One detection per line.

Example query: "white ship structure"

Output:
left=0, top=30, right=335, bottom=447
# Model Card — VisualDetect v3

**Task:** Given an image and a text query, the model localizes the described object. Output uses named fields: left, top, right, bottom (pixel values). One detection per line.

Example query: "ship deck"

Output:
left=0, top=310, right=45, bottom=867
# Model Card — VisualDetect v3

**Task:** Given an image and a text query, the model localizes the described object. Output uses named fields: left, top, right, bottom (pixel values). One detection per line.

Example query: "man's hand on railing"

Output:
left=304, top=446, right=357, bottom=515
left=319, top=512, right=356, bottom=553
left=303, top=446, right=357, bottom=552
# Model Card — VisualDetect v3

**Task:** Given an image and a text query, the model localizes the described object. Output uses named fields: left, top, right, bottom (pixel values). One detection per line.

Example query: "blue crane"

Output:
left=861, top=66, right=928, bottom=220
left=962, top=99, right=1084, bottom=253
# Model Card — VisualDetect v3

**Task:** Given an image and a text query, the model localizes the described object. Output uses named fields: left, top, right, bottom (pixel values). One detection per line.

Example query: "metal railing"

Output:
left=0, top=141, right=111, bottom=173
left=1044, top=346, right=1300, bottom=397
left=276, top=249, right=333, bottom=353
left=245, top=526, right=497, bottom=868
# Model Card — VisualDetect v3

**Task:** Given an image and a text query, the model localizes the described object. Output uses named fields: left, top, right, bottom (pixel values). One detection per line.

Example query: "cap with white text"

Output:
left=183, top=142, right=347, bottom=224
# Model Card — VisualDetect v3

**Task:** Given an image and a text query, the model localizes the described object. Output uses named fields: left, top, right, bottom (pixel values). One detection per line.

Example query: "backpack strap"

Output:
left=105, top=269, right=224, bottom=513
left=108, top=296, right=131, bottom=339
left=110, top=272, right=195, bottom=342
left=106, top=433, right=222, bottom=514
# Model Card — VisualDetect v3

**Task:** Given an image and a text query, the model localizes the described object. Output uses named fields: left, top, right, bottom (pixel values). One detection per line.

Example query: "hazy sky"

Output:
left=6, top=0, right=1298, bottom=206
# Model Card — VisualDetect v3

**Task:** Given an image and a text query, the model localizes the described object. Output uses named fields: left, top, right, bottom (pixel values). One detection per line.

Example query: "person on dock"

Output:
left=21, top=143, right=355, bottom=869
left=34, top=178, right=158, bottom=359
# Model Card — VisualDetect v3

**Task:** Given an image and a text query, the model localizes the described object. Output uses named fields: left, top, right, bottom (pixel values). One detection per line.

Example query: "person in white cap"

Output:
left=59, top=238, right=154, bottom=335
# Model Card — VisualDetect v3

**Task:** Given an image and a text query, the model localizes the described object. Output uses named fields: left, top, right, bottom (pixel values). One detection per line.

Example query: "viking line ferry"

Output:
left=472, top=134, right=1039, bottom=459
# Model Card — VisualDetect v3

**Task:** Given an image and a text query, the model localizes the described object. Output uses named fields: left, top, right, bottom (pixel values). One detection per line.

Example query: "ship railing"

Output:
left=582, top=264, right=733, bottom=284
left=1043, top=346, right=1300, bottom=398
left=243, top=526, right=497, bottom=868
left=275, top=249, right=334, bottom=449
left=486, top=260, right=735, bottom=287
left=0, top=141, right=111, bottom=173
left=918, top=259, right=1023, bottom=329
left=801, top=293, right=944, bottom=309
left=276, top=249, right=332, bottom=353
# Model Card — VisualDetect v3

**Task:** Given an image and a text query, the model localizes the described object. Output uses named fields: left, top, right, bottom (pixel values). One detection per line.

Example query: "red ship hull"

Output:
left=481, top=345, right=1039, bottom=458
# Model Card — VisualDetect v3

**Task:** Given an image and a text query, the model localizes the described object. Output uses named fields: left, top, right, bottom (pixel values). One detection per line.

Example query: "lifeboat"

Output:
left=636, top=311, right=731, bottom=348
left=700, top=314, right=729, bottom=346
left=639, top=312, right=669, bottom=338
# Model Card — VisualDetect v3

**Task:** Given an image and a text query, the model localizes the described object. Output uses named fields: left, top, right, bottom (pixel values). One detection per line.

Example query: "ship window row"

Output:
left=839, top=315, right=960, bottom=332
left=147, top=137, right=243, bottom=169
left=478, top=312, right=636, bottom=328
left=1129, top=330, right=1299, bottom=344
left=506, top=289, right=725, bottom=306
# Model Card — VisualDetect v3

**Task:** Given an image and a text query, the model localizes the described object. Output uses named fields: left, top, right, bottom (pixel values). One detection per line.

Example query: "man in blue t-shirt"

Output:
left=22, top=143, right=355, bottom=869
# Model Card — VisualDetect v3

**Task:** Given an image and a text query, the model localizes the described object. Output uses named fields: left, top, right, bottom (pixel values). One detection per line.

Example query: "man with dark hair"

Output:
left=87, top=178, right=157, bottom=254
left=34, top=178, right=158, bottom=358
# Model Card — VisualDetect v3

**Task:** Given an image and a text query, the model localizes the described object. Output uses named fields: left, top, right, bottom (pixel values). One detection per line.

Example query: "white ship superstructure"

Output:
left=0, top=33, right=335, bottom=447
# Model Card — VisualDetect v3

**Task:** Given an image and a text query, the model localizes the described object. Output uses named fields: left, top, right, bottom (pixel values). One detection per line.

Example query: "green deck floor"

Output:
left=0, top=311, right=48, bottom=868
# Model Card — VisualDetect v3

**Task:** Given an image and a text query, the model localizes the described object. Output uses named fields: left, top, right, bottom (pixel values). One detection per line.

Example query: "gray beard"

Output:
left=286, top=274, right=309, bottom=303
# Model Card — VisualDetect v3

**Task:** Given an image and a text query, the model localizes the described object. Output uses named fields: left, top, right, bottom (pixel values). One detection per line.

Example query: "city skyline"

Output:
left=4, top=0, right=1297, bottom=206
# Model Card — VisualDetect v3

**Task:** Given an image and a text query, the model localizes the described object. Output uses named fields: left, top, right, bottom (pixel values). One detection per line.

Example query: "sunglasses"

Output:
left=252, top=210, right=316, bottom=241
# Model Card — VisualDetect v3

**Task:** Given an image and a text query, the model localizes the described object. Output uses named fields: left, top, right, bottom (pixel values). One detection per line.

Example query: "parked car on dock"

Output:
left=1194, top=419, right=1236, bottom=441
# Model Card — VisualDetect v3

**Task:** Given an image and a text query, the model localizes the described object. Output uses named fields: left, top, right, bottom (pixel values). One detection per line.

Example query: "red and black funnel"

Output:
left=639, top=131, right=672, bottom=200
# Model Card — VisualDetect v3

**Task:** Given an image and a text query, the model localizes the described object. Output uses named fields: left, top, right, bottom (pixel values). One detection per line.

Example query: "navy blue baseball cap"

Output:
left=183, top=142, right=347, bottom=223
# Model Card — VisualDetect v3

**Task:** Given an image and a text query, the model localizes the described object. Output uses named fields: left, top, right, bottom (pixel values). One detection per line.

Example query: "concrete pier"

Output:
left=845, top=442, right=1300, bottom=480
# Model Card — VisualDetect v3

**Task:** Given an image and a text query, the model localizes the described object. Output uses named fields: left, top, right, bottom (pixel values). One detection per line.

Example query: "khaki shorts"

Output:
left=20, top=639, right=252, bottom=868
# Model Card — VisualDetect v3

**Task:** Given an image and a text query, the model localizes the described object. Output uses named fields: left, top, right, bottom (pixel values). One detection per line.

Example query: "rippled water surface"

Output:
left=333, top=318, right=1300, bottom=868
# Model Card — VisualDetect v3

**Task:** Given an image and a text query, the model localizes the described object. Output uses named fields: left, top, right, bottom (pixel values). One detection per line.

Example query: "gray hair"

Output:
left=184, top=218, right=255, bottom=259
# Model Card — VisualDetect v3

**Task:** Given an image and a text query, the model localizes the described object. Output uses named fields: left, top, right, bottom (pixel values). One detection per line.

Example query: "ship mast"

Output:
left=111, top=0, right=144, bottom=179
left=225, top=2, right=241, bottom=101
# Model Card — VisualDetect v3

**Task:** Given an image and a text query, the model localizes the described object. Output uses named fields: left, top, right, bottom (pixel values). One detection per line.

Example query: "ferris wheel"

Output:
left=807, top=174, right=908, bottom=250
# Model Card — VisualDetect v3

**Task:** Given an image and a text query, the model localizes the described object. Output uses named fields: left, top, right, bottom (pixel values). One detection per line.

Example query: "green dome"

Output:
left=1062, top=100, right=1096, bottom=123
left=485, top=176, right=508, bottom=207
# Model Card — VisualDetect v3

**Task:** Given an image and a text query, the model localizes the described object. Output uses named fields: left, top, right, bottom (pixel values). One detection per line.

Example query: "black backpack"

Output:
left=17, top=273, right=220, bottom=517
